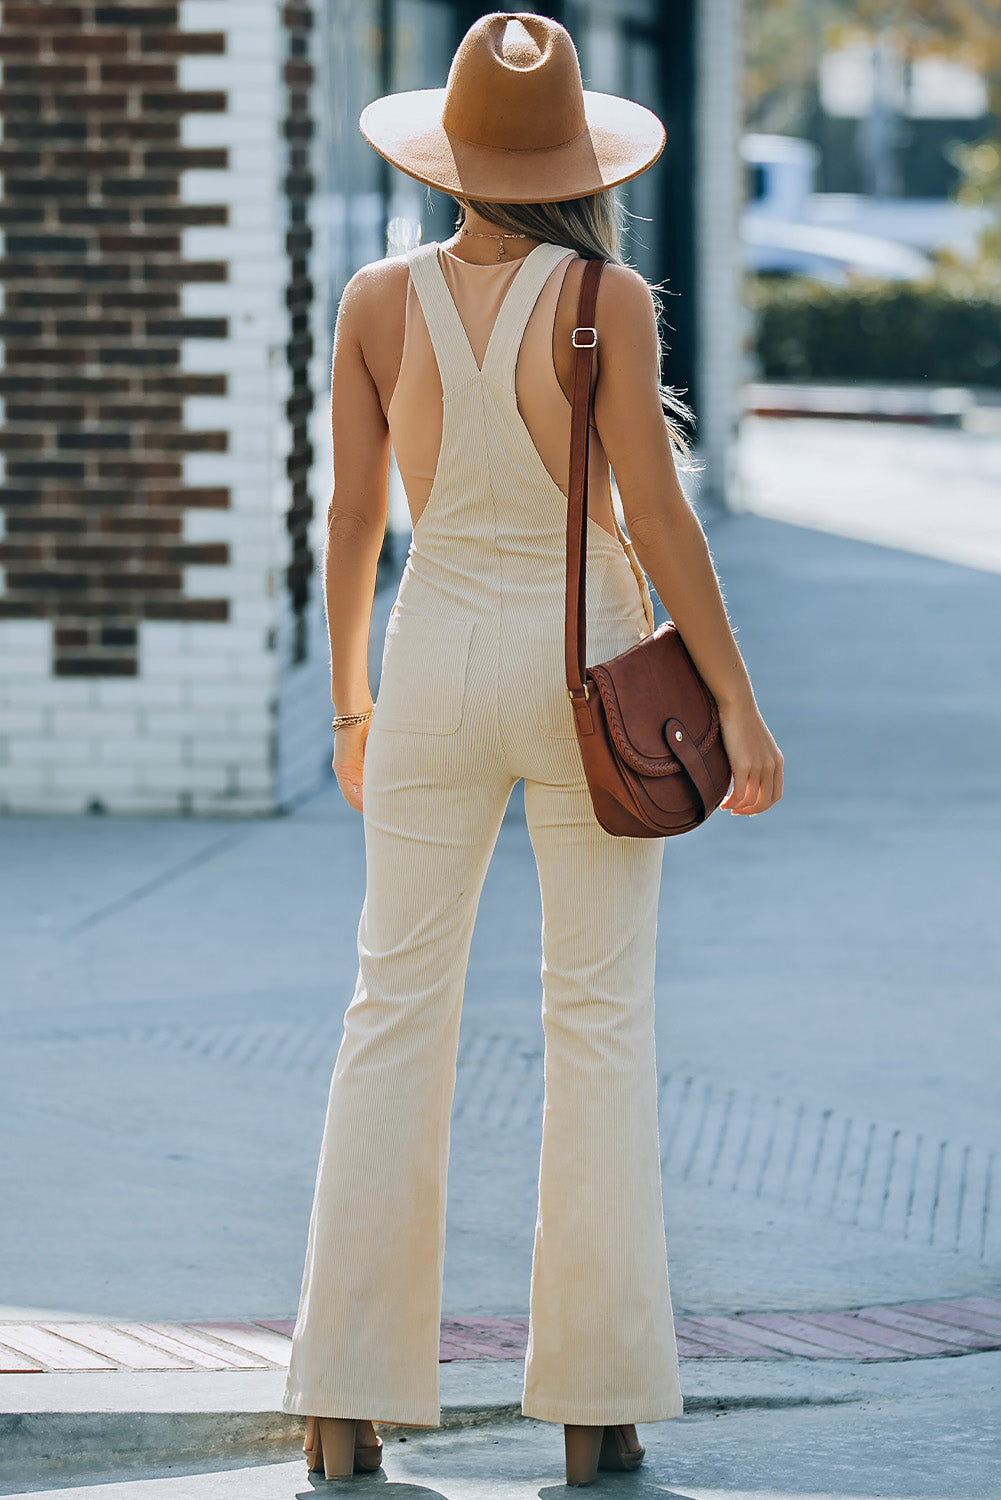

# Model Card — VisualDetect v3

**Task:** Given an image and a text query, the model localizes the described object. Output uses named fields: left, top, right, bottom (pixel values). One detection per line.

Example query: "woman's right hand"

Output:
left=717, top=699, right=784, bottom=816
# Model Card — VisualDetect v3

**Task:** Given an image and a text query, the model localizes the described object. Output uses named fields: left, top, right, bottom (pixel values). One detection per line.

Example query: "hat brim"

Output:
left=360, top=88, right=666, bottom=204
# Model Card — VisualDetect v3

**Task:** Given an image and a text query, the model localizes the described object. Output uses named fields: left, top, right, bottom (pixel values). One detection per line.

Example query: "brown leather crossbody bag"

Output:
left=564, top=258, right=732, bottom=837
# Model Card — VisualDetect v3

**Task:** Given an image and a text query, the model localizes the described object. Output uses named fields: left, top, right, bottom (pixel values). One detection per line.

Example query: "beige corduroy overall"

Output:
left=282, top=240, right=684, bottom=1428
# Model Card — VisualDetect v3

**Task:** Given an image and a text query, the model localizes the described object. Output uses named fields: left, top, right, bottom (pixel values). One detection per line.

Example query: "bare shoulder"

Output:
left=554, top=258, right=657, bottom=403
left=334, top=256, right=410, bottom=409
left=595, top=263, right=658, bottom=337
left=557, top=259, right=657, bottom=347
left=337, top=254, right=409, bottom=331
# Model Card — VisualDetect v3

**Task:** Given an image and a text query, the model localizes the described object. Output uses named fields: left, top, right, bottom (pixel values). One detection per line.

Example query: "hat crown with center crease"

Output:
left=442, top=15, right=586, bottom=150
left=359, top=11, right=666, bottom=205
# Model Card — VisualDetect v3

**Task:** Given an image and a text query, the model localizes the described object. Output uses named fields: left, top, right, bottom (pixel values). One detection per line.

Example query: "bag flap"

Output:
left=588, top=623, right=720, bottom=776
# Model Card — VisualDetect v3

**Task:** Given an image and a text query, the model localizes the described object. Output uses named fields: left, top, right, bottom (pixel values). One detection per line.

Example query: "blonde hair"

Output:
left=454, top=190, right=696, bottom=464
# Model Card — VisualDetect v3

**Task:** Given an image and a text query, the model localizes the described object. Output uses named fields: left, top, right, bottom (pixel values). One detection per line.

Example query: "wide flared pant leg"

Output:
left=283, top=716, right=514, bottom=1428
left=519, top=773, right=684, bottom=1424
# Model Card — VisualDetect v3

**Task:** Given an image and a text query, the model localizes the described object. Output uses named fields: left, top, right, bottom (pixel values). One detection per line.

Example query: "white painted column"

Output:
left=694, top=0, right=745, bottom=510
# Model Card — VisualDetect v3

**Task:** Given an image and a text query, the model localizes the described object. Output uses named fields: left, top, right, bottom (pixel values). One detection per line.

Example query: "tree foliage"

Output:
left=745, top=0, right=1001, bottom=126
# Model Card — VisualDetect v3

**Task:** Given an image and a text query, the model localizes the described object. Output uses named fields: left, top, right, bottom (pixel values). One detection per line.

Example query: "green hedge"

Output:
left=749, top=276, right=1001, bottom=387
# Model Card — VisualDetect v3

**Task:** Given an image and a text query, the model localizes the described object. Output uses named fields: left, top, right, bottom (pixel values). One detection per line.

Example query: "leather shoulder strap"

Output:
left=565, top=257, right=605, bottom=712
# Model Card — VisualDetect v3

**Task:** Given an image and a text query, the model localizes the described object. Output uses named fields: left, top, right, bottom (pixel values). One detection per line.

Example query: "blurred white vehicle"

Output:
left=742, top=213, right=932, bottom=282
left=742, top=134, right=939, bottom=283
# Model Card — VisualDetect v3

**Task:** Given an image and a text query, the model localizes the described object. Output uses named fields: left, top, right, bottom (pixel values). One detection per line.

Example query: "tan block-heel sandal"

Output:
left=303, top=1416, right=384, bottom=1480
left=564, top=1423, right=645, bottom=1486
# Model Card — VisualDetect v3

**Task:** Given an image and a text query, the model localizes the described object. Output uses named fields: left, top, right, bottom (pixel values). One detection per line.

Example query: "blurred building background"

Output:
left=0, top=0, right=742, bottom=816
left=741, top=0, right=1001, bottom=351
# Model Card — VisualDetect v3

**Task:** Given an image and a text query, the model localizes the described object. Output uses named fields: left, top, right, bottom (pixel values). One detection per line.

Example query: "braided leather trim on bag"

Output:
left=588, top=667, right=721, bottom=777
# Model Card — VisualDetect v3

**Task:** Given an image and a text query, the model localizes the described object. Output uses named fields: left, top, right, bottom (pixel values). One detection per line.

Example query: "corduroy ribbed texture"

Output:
left=282, top=241, right=684, bottom=1428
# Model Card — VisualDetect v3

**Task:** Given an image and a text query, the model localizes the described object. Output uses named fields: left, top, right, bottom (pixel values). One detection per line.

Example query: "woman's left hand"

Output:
left=333, top=720, right=371, bottom=813
left=717, top=699, right=784, bottom=817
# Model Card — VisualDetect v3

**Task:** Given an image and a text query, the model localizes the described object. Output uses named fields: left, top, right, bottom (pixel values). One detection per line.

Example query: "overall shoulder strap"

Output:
left=480, top=242, right=576, bottom=386
left=406, top=243, right=480, bottom=388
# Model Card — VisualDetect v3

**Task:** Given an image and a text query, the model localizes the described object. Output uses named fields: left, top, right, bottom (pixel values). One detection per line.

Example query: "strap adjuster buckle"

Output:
left=572, top=326, right=597, bottom=349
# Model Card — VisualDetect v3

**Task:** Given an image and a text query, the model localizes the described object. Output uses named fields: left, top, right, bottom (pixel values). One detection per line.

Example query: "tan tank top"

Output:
left=387, top=243, right=616, bottom=532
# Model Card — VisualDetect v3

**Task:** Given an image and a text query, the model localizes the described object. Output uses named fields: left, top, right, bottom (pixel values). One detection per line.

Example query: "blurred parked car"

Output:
left=742, top=133, right=938, bottom=283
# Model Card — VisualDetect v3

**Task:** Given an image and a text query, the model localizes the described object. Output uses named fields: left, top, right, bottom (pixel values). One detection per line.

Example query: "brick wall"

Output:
left=0, top=0, right=332, bottom=812
left=0, top=1, right=230, bottom=677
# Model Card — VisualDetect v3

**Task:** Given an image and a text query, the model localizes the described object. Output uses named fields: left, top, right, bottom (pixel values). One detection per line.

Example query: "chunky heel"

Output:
left=303, top=1416, right=357, bottom=1480
left=303, top=1415, right=384, bottom=1480
left=564, top=1424, right=604, bottom=1486
left=318, top=1417, right=358, bottom=1480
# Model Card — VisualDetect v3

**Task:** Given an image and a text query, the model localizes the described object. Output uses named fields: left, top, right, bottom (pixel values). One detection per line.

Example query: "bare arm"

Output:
left=325, top=269, right=391, bottom=811
left=593, top=267, right=783, bottom=816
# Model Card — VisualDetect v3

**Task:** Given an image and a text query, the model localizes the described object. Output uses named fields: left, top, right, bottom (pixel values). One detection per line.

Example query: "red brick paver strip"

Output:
left=894, top=1299, right=1001, bottom=1339
left=683, top=1314, right=850, bottom=1360
left=735, top=1312, right=908, bottom=1359
left=676, top=1317, right=790, bottom=1359
left=957, top=1297, right=1001, bottom=1325
left=1, top=1297, right=999, bottom=1374
left=847, top=1305, right=1000, bottom=1352
left=439, top=1316, right=530, bottom=1360
left=674, top=1327, right=785, bottom=1359
left=798, top=1310, right=959, bottom=1356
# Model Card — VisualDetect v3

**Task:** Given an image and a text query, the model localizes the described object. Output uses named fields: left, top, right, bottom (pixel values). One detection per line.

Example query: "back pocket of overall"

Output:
left=375, top=613, right=473, bottom=734
left=530, top=629, right=577, bottom=740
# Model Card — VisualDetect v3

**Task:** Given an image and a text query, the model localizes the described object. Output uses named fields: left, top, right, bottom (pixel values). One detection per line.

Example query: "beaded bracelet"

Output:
left=331, top=709, right=374, bottom=731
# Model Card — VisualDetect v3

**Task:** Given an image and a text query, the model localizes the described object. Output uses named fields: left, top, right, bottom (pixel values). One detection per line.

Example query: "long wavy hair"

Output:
left=453, top=189, right=696, bottom=465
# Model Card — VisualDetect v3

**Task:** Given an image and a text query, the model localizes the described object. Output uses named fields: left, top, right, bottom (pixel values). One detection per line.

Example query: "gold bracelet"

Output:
left=331, top=709, right=374, bottom=731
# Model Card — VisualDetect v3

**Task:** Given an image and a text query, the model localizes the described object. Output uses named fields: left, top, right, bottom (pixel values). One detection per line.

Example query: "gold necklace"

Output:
left=459, top=226, right=531, bottom=262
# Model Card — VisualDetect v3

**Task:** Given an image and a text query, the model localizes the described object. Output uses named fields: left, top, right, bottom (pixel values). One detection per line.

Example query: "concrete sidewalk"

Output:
left=2, top=1353, right=1000, bottom=1495
left=2, top=421, right=1000, bottom=1491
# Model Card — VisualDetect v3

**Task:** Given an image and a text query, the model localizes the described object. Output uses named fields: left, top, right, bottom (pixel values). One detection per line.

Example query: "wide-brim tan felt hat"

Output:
left=359, top=11, right=666, bottom=204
